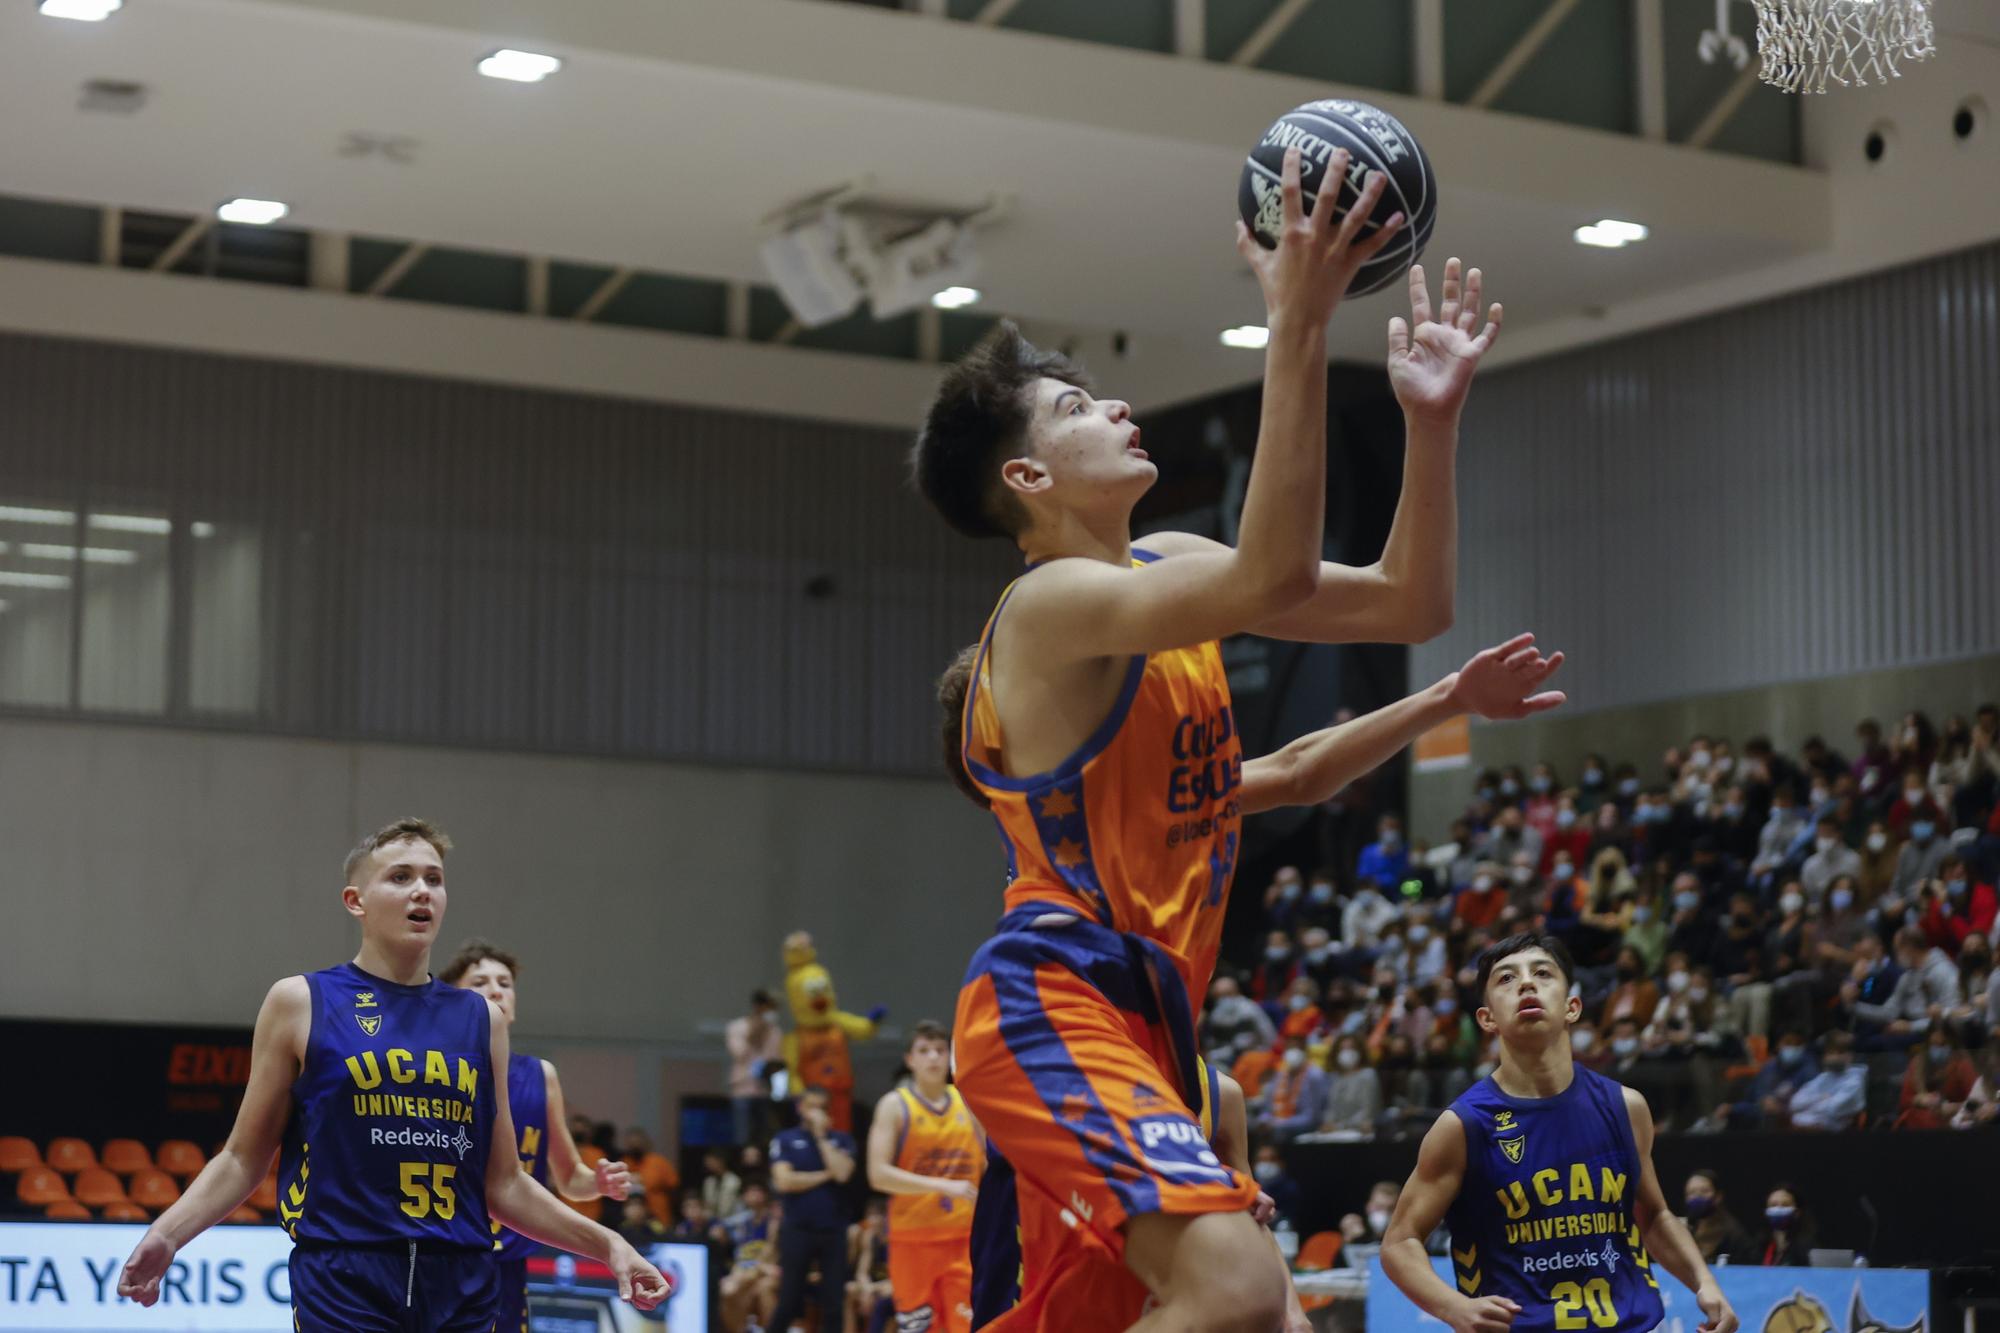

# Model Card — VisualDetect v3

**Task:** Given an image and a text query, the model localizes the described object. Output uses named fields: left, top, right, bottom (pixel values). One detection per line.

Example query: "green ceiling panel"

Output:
left=939, top=312, right=1002, bottom=363
left=1244, top=0, right=1412, bottom=95
left=1662, top=0, right=1801, bottom=163
left=547, top=260, right=616, bottom=318
left=350, top=240, right=527, bottom=312
left=1469, top=0, right=1634, bottom=135
left=1004, top=0, right=1175, bottom=52
left=0, top=196, right=99, bottom=264
left=748, top=287, right=921, bottom=360
left=1701, top=83, right=1801, bottom=164
left=593, top=272, right=731, bottom=337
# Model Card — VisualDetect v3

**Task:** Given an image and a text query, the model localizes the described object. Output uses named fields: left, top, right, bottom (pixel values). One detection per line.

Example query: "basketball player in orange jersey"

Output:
left=867, top=1021, right=984, bottom=1333
left=934, top=631, right=1562, bottom=1332
left=911, top=145, right=1516, bottom=1332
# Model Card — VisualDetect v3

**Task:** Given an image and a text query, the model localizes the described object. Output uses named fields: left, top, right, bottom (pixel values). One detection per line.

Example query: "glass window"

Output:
left=187, top=518, right=263, bottom=714
left=0, top=500, right=79, bottom=707
left=77, top=506, right=171, bottom=713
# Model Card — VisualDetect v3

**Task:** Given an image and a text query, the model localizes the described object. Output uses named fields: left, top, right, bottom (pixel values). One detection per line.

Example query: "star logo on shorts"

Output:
left=1132, top=1083, right=1161, bottom=1106
left=1060, top=1093, right=1092, bottom=1123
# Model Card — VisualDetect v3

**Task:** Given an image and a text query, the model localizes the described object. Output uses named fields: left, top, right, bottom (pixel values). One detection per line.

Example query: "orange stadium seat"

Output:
left=45, top=1138, right=97, bottom=1176
left=155, top=1141, right=206, bottom=1180
left=0, top=1137, right=41, bottom=1173
left=101, top=1201, right=150, bottom=1223
left=101, top=1139, right=153, bottom=1176
left=72, top=1168, right=130, bottom=1209
left=17, top=1167, right=72, bottom=1208
left=45, top=1200, right=92, bottom=1221
left=1295, top=1231, right=1343, bottom=1271
left=225, top=1205, right=262, bottom=1224
left=248, top=1170, right=278, bottom=1212
left=129, top=1170, right=182, bottom=1213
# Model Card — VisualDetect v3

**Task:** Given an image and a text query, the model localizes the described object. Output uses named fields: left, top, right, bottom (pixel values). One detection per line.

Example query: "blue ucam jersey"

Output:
left=494, top=1052, right=552, bottom=1261
left=277, top=962, right=496, bottom=1249
left=1444, top=1066, right=1665, bottom=1333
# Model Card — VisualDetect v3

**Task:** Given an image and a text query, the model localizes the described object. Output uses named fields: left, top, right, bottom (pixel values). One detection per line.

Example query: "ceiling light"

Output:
left=0, top=572, right=72, bottom=589
left=88, top=513, right=172, bottom=534
left=218, top=198, right=289, bottom=226
left=1574, top=219, right=1649, bottom=248
left=1220, top=325, right=1270, bottom=349
left=931, top=286, right=981, bottom=310
left=40, top=0, right=122, bottom=20
left=478, top=49, right=562, bottom=82
left=191, top=521, right=217, bottom=538
left=0, top=505, right=78, bottom=526
left=21, top=542, right=139, bottom=565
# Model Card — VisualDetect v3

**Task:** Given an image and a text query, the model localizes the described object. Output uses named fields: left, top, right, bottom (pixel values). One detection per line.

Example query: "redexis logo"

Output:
left=1130, top=1115, right=1232, bottom=1183
left=1522, top=1240, right=1622, bottom=1276
left=370, top=1125, right=476, bottom=1160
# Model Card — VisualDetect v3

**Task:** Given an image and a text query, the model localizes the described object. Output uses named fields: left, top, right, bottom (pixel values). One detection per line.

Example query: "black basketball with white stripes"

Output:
left=1237, top=98, right=1436, bottom=297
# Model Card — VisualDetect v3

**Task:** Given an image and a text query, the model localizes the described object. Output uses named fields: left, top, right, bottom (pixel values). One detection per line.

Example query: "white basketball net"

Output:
left=1750, top=0, right=1936, bottom=94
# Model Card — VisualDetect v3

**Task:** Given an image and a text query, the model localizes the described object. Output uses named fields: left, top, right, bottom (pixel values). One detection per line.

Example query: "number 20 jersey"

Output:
left=1443, top=1066, right=1665, bottom=1333
left=277, top=962, right=496, bottom=1248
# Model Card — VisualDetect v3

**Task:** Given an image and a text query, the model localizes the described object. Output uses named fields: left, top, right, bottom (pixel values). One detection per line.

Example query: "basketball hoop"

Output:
left=1750, top=0, right=1936, bottom=94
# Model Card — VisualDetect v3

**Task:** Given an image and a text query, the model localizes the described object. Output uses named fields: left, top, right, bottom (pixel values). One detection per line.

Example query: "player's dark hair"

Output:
left=937, top=644, right=990, bottom=810
left=801, top=1084, right=831, bottom=1104
left=1473, top=931, right=1576, bottom=1002
left=344, top=816, right=452, bottom=886
left=751, top=989, right=776, bottom=1009
left=907, top=1019, right=950, bottom=1052
left=911, top=321, right=1090, bottom=539
left=439, top=938, right=519, bottom=985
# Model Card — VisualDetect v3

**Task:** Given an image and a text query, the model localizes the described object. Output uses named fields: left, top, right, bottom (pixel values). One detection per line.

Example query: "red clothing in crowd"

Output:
left=1920, top=883, right=1998, bottom=954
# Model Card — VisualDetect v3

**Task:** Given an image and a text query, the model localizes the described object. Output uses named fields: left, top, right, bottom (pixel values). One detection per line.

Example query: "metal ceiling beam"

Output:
left=308, top=232, right=349, bottom=292
left=1685, top=64, right=1760, bottom=149
left=972, top=0, right=1020, bottom=26
left=914, top=0, right=946, bottom=14
left=1467, top=0, right=1585, bottom=109
left=1174, top=0, right=1204, bottom=58
left=725, top=282, right=751, bottom=340
left=97, top=207, right=121, bottom=266
left=573, top=266, right=634, bottom=321
left=1634, top=0, right=1668, bottom=141
left=917, top=307, right=943, bottom=362
left=1231, top=0, right=1315, bottom=67
left=772, top=317, right=804, bottom=345
left=525, top=256, right=549, bottom=316
left=150, top=217, right=210, bottom=273
left=1414, top=0, right=1446, bottom=99
left=363, top=242, right=428, bottom=297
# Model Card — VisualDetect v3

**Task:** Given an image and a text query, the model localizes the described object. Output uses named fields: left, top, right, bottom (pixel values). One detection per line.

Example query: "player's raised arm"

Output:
left=543, top=1060, right=631, bottom=1202
left=1004, top=149, right=1405, bottom=662
left=481, top=1007, right=669, bottom=1310
left=119, top=977, right=307, bottom=1306
left=1241, top=633, right=1563, bottom=815
left=1384, top=1112, right=1520, bottom=1333
left=1624, top=1088, right=1739, bottom=1333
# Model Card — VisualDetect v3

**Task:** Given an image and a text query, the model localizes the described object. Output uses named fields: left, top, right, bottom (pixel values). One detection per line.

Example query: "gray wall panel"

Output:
left=0, top=332, right=1011, bottom=773
left=1412, top=241, right=2000, bottom=711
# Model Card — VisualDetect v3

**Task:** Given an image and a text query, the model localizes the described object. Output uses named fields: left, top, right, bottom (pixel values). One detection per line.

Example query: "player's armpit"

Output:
left=1003, top=543, right=1315, bottom=663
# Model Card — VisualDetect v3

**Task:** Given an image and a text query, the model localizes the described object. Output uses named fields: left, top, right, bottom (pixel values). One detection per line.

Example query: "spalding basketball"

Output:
left=1238, top=98, right=1437, bottom=297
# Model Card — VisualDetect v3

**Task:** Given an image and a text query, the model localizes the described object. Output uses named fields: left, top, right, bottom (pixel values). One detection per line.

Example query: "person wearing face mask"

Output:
left=1574, top=753, right=1611, bottom=813
left=1888, top=815, right=1951, bottom=899
left=1919, top=855, right=1998, bottom=955
left=1357, top=815, right=1412, bottom=896
left=1339, top=1180, right=1405, bottom=1252
left=1251, top=929, right=1301, bottom=1006
left=1250, top=1144, right=1302, bottom=1226
left=1714, top=1029, right=1816, bottom=1131
left=1601, top=946, right=1660, bottom=1029
left=1893, top=1027, right=1976, bottom=1130
left=1800, top=816, right=1861, bottom=899
left=1200, top=975, right=1276, bottom=1068
left=1664, top=872, right=1721, bottom=966
left=1295, top=926, right=1341, bottom=991
left=1712, top=893, right=1775, bottom=1040
left=1344, top=875, right=1400, bottom=949
left=1679, top=1170, right=1752, bottom=1264
left=1751, top=794, right=1806, bottom=889
left=1478, top=806, right=1543, bottom=875
left=1263, top=864, right=1307, bottom=933
left=1752, top=1186, right=1818, bottom=1266
left=1845, top=927, right=1961, bottom=1051
left=1399, top=912, right=1449, bottom=988
left=1254, top=1037, right=1330, bottom=1144
left=1454, top=862, right=1509, bottom=931
left=1622, top=890, right=1669, bottom=975
left=1320, top=1034, right=1383, bottom=1137
left=1852, top=719, right=1895, bottom=796
left=1784, top=1032, right=1866, bottom=1133
left=1856, top=820, right=1898, bottom=900
left=1277, top=977, right=1327, bottom=1041
left=1887, top=768, right=1945, bottom=839
left=1294, top=871, right=1344, bottom=935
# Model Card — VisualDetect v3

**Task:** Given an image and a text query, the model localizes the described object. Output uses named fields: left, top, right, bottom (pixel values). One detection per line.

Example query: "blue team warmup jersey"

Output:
left=1444, top=1066, right=1666, bottom=1333
left=278, top=962, right=496, bottom=1249
left=494, top=1051, right=552, bottom=1261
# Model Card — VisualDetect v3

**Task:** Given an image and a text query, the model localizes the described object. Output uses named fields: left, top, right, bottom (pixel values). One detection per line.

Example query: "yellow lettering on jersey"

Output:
left=458, top=1059, right=479, bottom=1098
left=522, top=1126, right=543, bottom=1158
left=1600, top=1169, right=1626, bottom=1204
left=346, top=1051, right=383, bottom=1090
left=1497, top=1182, right=1530, bottom=1220
left=1533, top=1169, right=1563, bottom=1207
left=425, top=1050, right=450, bottom=1087
left=387, top=1048, right=417, bottom=1083
left=1570, top=1163, right=1595, bottom=1202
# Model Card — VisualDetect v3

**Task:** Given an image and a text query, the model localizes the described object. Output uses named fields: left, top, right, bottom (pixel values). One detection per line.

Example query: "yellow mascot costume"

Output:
left=781, top=930, right=882, bottom=1133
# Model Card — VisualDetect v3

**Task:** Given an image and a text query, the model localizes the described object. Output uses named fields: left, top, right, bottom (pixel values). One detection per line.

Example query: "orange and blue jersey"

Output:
left=888, top=1085, right=982, bottom=1239
left=961, top=548, right=1245, bottom=1012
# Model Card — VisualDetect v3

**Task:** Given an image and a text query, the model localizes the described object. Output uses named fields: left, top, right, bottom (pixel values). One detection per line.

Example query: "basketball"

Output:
left=1237, top=98, right=1437, bottom=297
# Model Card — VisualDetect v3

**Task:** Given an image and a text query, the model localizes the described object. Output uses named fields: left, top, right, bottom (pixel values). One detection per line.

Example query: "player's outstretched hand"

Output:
left=1446, top=633, right=1565, bottom=721
left=613, top=1242, right=673, bottom=1311
left=1695, top=1282, right=1739, bottom=1333
left=117, top=1230, right=176, bottom=1307
left=1451, top=1295, right=1523, bottom=1333
left=1236, top=146, right=1405, bottom=332
left=595, top=1156, right=633, bottom=1201
left=1388, top=258, right=1503, bottom=425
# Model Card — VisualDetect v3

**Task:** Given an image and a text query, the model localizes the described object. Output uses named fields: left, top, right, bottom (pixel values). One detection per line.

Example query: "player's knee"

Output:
left=1160, top=1213, right=1287, bottom=1333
